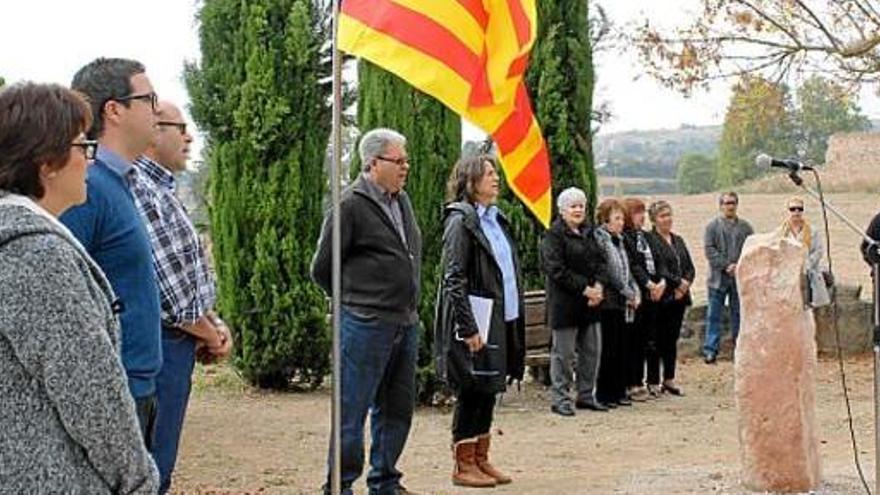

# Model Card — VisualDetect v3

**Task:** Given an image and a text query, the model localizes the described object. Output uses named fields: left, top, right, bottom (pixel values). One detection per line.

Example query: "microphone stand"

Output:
left=787, top=170, right=879, bottom=493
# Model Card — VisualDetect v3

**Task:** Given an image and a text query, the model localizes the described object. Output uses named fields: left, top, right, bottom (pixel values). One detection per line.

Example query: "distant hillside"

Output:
left=593, top=125, right=722, bottom=181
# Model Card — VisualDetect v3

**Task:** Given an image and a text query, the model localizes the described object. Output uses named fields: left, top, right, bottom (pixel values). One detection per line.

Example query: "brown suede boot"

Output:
left=475, top=434, right=512, bottom=484
left=452, top=438, right=496, bottom=488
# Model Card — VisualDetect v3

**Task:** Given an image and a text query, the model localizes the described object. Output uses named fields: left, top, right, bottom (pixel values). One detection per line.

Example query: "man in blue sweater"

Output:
left=61, top=58, right=163, bottom=448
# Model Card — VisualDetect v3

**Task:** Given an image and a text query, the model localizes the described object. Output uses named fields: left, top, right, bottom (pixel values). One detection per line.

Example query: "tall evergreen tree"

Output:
left=356, top=61, right=461, bottom=400
left=505, top=0, right=598, bottom=288
left=185, top=0, right=330, bottom=389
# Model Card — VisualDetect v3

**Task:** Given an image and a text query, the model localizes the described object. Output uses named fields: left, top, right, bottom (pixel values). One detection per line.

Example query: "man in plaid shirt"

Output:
left=131, top=100, right=232, bottom=494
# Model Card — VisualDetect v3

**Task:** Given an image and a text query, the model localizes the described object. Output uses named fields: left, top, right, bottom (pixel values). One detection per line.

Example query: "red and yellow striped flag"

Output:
left=339, top=0, right=552, bottom=227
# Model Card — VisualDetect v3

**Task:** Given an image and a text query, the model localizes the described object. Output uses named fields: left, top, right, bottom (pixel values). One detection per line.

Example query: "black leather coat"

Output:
left=434, top=202, right=525, bottom=394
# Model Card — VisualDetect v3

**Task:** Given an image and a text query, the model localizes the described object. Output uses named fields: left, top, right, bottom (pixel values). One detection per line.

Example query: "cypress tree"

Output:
left=356, top=61, right=460, bottom=400
left=185, top=0, right=330, bottom=389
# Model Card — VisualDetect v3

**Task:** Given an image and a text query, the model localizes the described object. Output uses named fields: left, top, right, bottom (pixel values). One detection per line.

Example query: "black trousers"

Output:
left=452, top=388, right=496, bottom=442
left=629, top=301, right=658, bottom=388
left=597, top=309, right=628, bottom=404
left=647, top=302, right=686, bottom=384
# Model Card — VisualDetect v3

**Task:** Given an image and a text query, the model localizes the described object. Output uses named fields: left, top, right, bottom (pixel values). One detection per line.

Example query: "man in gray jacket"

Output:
left=312, top=128, right=422, bottom=495
left=702, top=192, right=753, bottom=363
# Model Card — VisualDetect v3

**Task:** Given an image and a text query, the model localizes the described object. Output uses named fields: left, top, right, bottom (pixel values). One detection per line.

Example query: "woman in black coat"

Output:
left=622, top=198, right=666, bottom=400
left=434, top=155, right=524, bottom=488
left=541, top=187, right=608, bottom=416
left=645, top=200, right=696, bottom=396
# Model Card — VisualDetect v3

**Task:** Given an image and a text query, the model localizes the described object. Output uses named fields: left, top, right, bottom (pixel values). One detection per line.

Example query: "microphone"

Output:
left=755, top=153, right=813, bottom=172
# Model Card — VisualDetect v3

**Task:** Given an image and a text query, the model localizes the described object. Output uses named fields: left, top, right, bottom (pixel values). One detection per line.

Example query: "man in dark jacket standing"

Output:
left=311, top=128, right=422, bottom=495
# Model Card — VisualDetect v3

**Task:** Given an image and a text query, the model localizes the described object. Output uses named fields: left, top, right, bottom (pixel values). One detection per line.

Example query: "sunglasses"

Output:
left=71, top=140, right=98, bottom=160
left=722, top=201, right=738, bottom=206
left=789, top=206, right=804, bottom=212
left=157, top=121, right=188, bottom=135
left=112, top=91, right=158, bottom=113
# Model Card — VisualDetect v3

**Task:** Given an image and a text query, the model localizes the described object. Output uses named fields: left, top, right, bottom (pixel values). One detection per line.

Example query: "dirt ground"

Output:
left=171, top=354, right=878, bottom=494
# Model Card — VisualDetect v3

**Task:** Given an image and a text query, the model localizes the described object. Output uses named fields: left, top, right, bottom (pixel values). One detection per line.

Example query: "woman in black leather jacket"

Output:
left=434, top=155, right=524, bottom=488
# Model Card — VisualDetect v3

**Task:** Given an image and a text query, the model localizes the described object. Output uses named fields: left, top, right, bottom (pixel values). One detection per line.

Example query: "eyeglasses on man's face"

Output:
left=722, top=201, right=738, bottom=206
left=789, top=206, right=804, bottom=212
left=157, top=121, right=187, bottom=135
left=376, top=155, right=409, bottom=167
left=113, top=91, right=158, bottom=113
left=71, top=140, right=98, bottom=160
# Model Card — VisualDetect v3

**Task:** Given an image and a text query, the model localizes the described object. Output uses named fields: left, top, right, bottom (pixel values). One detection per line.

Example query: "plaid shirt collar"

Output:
left=133, top=155, right=176, bottom=192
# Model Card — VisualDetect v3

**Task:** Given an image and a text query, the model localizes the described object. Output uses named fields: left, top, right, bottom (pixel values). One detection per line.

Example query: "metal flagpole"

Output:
left=330, top=0, right=344, bottom=492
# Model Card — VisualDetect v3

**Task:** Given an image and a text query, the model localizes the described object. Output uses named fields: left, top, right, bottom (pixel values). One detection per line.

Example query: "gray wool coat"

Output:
left=0, top=197, right=158, bottom=494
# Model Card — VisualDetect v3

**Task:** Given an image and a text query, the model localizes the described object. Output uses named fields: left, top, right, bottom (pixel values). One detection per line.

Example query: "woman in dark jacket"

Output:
left=435, top=155, right=525, bottom=488
left=622, top=198, right=666, bottom=400
left=594, top=199, right=641, bottom=408
left=541, top=187, right=608, bottom=416
left=646, top=200, right=696, bottom=396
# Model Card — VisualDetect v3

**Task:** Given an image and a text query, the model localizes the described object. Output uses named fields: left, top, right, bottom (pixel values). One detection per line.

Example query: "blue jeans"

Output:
left=153, top=327, right=197, bottom=494
left=703, top=283, right=741, bottom=357
left=324, top=309, right=419, bottom=495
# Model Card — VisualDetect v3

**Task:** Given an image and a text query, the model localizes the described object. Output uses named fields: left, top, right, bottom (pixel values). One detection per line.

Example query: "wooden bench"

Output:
left=523, top=290, right=551, bottom=384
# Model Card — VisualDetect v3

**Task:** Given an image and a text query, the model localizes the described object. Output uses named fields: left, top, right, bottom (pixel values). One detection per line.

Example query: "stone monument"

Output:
left=735, top=232, right=821, bottom=492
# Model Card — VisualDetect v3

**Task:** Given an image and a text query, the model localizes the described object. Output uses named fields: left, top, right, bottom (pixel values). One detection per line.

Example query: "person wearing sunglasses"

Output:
left=0, top=82, right=158, bottom=493
left=779, top=197, right=830, bottom=308
left=60, top=58, right=164, bottom=451
left=702, top=191, right=754, bottom=364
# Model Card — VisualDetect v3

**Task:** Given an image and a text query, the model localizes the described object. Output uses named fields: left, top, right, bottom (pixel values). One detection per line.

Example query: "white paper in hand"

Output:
left=467, top=295, right=493, bottom=343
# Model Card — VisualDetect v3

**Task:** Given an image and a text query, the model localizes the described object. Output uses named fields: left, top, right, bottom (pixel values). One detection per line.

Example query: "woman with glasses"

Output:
left=0, top=82, right=158, bottom=493
left=435, top=155, right=524, bottom=488
left=779, top=197, right=831, bottom=308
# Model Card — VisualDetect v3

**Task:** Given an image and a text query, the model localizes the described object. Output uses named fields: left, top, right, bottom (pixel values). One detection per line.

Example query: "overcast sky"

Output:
left=2, top=0, right=877, bottom=151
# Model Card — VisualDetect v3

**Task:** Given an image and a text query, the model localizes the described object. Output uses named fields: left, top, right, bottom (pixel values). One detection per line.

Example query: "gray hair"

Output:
left=359, top=128, right=407, bottom=171
left=556, top=187, right=587, bottom=212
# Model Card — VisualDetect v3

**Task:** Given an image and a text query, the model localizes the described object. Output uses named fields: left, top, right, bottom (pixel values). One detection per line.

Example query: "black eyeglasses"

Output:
left=112, top=92, right=158, bottom=112
left=71, top=140, right=98, bottom=160
left=789, top=206, right=804, bottom=212
left=157, top=121, right=187, bottom=135
left=722, top=201, right=738, bottom=206
left=376, top=155, right=409, bottom=166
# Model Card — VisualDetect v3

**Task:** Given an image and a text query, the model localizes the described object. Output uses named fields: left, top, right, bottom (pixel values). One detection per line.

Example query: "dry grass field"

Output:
left=641, top=192, right=880, bottom=304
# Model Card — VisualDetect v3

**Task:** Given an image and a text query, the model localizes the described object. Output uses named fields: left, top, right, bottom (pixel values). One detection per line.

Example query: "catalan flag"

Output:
left=339, top=0, right=552, bottom=227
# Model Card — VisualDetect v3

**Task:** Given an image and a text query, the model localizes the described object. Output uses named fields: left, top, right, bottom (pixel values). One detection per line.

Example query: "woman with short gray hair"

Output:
left=541, top=187, right=609, bottom=416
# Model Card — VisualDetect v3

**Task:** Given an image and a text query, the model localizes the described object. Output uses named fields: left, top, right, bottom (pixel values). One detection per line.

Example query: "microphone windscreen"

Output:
left=755, top=153, right=772, bottom=170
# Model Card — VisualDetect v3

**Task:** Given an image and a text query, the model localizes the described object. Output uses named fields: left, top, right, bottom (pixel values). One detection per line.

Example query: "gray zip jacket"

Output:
left=0, top=197, right=158, bottom=494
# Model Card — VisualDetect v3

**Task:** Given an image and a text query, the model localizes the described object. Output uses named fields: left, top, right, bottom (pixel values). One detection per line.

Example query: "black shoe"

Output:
left=576, top=399, right=609, bottom=412
left=704, top=353, right=717, bottom=364
left=394, top=487, right=419, bottom=495
left=617, top=397, right=633, bottom=406
left=551, top=404, right=575, bottom=417
left=601, top=400, right=618, bottom=409
left=662, top=382, right=685, bottom=396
